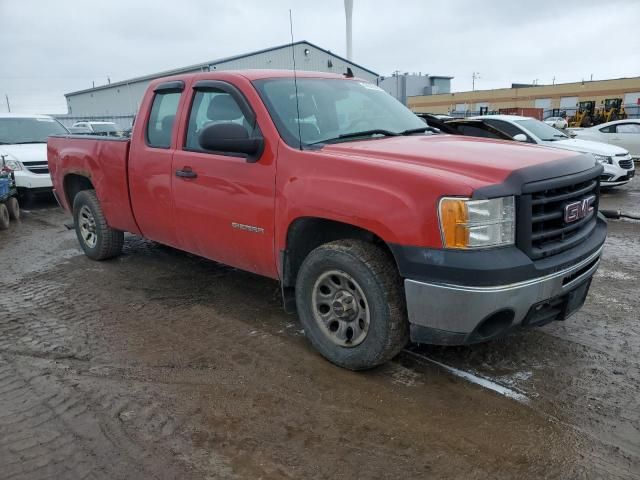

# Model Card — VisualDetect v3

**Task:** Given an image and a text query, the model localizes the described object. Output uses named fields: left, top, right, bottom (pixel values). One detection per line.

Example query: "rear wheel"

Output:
left=6, top=197, right=19, bottom=220
left=0, top=204, right=9, bottom=230
left=73, top=190, right=124, bottom=260
left=295, top=239, right=408, bottom=370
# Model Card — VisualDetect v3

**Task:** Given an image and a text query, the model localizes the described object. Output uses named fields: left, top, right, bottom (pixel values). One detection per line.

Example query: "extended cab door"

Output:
left=170, top=80, right=278, bottom=278
left=129, top=80, right=185, bottom=247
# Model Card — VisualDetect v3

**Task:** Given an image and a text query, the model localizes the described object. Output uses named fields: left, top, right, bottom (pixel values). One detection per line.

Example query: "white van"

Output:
left=0, top=114, right=69, bottom=199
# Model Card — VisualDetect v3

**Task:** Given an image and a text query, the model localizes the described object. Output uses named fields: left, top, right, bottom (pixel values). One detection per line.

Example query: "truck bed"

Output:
left=48, top=135, right=140, bottom=235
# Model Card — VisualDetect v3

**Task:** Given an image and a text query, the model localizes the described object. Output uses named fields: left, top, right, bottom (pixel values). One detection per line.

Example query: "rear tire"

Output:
left=0, top=204, right=9, bottom=230
left=295, top=239, right=408, bottom=370
left=73, top=190, right=124, bottom=260
left=6, top=197, right=19, bottom=220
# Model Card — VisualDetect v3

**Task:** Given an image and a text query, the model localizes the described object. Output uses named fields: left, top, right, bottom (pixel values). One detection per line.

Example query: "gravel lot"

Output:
left=1, top=178, right=638, bottom=479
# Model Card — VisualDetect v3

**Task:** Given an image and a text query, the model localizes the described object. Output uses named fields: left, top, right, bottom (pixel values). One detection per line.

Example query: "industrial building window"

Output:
left=146, top=92, right=181, bottom=148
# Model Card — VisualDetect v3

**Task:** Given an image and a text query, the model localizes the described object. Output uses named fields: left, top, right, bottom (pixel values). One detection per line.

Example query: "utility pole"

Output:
left=4, top=94, right=10, bottom=113
left=472, top=72, right=480, bottom=91
left=552, top=76, right=556, bottom=85
left=344, top=0, right=353, bottom=60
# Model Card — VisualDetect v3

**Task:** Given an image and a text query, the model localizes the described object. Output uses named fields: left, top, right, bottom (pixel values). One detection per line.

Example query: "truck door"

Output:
left=170, top=80, right=277, bottom=278
left=128, top=81, right=185, bottom=247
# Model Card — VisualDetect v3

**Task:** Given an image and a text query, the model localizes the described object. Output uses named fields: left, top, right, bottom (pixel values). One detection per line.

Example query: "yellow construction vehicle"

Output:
left=569, top=101, right=595, bottom=127
left=594, top=98, right=627, bottom=124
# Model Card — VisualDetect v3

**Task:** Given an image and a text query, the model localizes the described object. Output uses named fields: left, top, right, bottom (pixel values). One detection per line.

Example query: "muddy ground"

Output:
left=0, top=179, right=638, bottom=479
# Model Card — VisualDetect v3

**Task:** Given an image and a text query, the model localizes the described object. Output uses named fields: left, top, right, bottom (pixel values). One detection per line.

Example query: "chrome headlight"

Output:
left=592, top=154, right=612, bottom=165
left=3, top=159, right=23, bottom=171
left=439, top=196, right=515, bottom=249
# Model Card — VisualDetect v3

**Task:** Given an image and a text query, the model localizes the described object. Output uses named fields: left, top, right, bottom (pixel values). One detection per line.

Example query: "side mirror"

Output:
left=198, top=122, right=263, bottom=161
left=513, top=133, right=528, bottom=142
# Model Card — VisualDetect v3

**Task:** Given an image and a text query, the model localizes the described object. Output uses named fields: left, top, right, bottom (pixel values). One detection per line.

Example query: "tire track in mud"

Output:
left=0, top=353, right=198, bottom=480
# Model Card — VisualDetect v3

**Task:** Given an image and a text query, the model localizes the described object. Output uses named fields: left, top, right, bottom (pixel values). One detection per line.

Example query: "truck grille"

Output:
left=517, top=168, right=601, bottom=259
left=618, top=158, right=633, bottom=169
left=23, top=162, right=49, bottom=174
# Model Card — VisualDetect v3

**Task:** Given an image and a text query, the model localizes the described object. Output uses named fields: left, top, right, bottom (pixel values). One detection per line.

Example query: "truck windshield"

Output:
left=253, top=78, right=428, bottom=147
left=515, top=119, right=568, bottom=141
left=0, top=117, right=69, bottom=144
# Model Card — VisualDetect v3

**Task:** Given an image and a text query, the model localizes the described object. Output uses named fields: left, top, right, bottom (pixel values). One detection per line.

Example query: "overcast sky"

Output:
left=1, top=0, right=639, bottom=113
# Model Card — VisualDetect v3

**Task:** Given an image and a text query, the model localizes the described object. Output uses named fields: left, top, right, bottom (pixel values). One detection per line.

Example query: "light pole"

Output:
left=472, top=72, right=480, bottom=91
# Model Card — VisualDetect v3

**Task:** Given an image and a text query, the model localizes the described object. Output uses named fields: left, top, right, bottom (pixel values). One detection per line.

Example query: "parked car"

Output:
left=446, top=115, right=635, bottom=188
left=544, top=116, right=568, bottom=130
left=570, top=119, right=640, bottom=160
left=0, top=113, right=69, bottom=200
left=71, top=121, right=122, bottom=136
left=49, top=71, right=606, bottom=370
left=67, top=126, right=93, bottom=135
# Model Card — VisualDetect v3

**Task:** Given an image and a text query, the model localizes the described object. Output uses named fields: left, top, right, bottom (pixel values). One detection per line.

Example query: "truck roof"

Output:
left=150, top=69, right=362, bottom=84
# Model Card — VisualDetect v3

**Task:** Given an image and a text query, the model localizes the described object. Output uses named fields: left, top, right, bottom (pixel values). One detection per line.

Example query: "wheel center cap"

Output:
left=332, top=290, right=357, bottom=320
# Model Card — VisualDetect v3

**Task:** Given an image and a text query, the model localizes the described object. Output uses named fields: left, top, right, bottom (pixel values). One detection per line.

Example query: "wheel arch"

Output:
left=280, top=216, right=400, bottom=311
left=63, top=173, right=94, bottom=209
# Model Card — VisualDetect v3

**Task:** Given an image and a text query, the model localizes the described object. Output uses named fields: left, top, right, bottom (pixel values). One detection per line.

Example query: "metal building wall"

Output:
left=211, top=44, right=376, bottom=82
left=64, top=43, right=378, bottom=118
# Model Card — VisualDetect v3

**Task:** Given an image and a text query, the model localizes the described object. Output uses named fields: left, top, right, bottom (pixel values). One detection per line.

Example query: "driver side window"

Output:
left=185, top=89, right=250, bottom=152
left=616, top=123, right=640, bottom=134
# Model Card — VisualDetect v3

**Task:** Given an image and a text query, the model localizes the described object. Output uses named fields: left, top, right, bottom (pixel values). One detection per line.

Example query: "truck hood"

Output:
left=0, top=143, right=47, bottom=162
left=544, top=138, right=628, bottom=156
left=321, top=134, right=586, bottom=186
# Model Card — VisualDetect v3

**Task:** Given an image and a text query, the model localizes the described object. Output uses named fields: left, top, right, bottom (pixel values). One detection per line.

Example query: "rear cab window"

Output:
left=146, top=81, right=184, bottom=148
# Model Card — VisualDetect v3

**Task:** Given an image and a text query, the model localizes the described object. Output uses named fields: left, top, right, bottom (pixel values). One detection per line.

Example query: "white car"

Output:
left=570, top=119, right=640, bottom=160
left=544, top=116, right=568, bottom=130
left=0, top=113, right=69, bottom=199
left=465, top=115, right=635, bottom=187
left=71, top=121, right=121, bottom=136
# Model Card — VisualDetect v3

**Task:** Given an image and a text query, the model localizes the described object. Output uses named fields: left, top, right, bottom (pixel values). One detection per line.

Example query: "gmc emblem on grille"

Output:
left=564, top=195, right=596, bottom=223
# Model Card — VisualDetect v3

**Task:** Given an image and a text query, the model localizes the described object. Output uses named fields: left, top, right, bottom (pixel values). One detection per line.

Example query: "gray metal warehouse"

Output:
left=60, top=41, right=379, bottom=127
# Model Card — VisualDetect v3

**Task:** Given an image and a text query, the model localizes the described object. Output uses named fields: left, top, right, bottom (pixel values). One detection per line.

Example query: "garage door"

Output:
left=560, top=97, right=578, bottom=108
left=534, top=98, right=551, bottom=109
left=624, top=92, right=640, bottom=105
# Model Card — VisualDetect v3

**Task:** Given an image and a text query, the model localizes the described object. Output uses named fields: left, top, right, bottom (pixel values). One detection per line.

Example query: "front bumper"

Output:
left=13, top=170, right=53, bottom=190
left=601, top=162, right=635, bottom=186
left=405, top=245, right=602, bottom=345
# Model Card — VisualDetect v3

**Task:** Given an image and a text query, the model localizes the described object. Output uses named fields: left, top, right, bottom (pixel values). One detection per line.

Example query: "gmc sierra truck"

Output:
left=48, top=70, right=606, bottom=370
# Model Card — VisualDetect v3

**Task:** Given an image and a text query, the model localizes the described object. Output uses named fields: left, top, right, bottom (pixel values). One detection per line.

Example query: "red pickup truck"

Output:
left=48, top=70, right=606, bottom=370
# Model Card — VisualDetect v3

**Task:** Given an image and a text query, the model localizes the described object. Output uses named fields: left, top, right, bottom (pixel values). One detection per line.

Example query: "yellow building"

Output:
left=408, top=77, right=640, bottom=116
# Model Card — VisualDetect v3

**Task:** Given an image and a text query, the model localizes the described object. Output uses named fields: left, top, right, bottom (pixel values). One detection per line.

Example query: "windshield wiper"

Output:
left=400, top=126, right=439, bottom=135
left=338, top=129, right=400, bottom=140
left=11, top=141, right=45, bottom=144
left=309, top=129, right=399, bottom=145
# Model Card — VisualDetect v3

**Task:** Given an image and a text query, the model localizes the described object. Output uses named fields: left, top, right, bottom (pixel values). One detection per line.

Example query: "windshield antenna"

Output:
left=289, top=10, right=303, bottom=151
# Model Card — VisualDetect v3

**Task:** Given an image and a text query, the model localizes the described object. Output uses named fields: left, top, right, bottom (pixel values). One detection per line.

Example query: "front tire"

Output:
left=295, top=239, right=408, bottom=370
left=73, top=190, right=124, bottom=260
left=0, top=204, right=9, bottom=230
left=6, top=197, right=19, bottom=220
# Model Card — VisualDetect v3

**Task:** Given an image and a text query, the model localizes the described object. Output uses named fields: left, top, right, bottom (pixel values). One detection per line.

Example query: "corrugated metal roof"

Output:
left=65, top=40, right=379, bottom=97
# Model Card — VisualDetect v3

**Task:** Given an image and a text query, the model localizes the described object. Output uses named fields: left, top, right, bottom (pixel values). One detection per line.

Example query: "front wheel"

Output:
left=295, top=239, right=408, bottom=370
left=73, top=190, right=124, bottom=260
left=0, top=204, right=9, bottom=230
left=6, top=197, right=20, bottom=221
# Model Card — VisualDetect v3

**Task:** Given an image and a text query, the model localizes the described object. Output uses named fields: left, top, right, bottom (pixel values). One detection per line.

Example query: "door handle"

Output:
left=175, top=167, right=197, bottom=179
